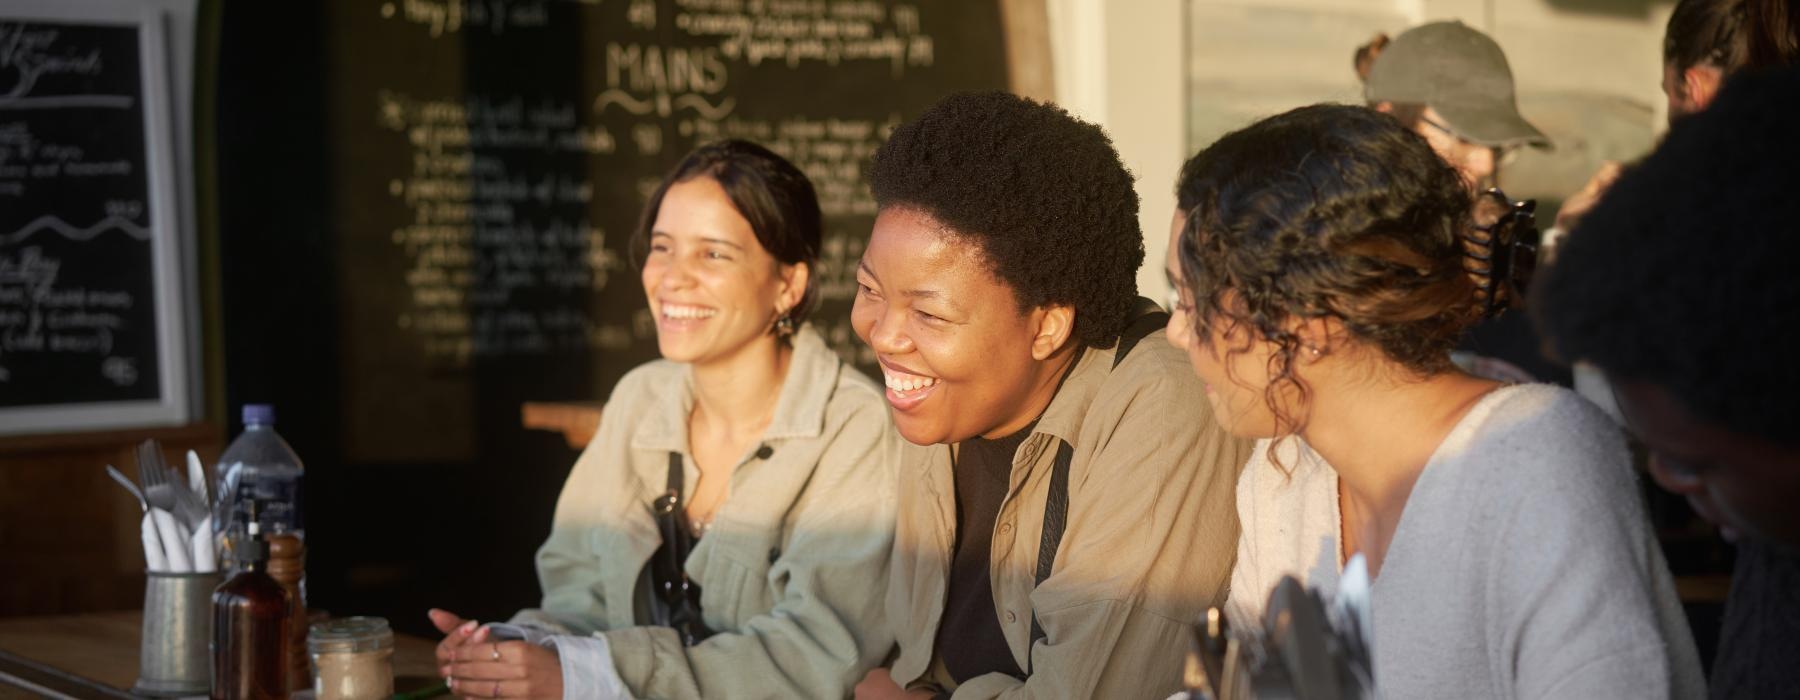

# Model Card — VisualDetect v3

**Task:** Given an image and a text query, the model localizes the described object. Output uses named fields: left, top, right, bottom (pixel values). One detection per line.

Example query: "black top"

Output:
left=1456, top=313, right=1573, bottom=386
left=1710, top=538, right=1800, bottom=700
left=936, top=421, right=1038, bottom=683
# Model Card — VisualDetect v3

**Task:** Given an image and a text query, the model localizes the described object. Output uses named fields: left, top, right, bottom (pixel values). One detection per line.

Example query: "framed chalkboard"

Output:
left=0, top=0, right=191, bottom=435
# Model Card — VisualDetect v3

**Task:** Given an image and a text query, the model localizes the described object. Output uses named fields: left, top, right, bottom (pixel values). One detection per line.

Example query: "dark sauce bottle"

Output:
left=212, top=503, right=291, bottom=699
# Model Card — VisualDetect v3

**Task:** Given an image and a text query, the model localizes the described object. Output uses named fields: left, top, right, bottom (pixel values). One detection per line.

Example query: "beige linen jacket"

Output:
left=887, top=327, right=1251, bottom=699
left=512, top=326, right=901, bottom=699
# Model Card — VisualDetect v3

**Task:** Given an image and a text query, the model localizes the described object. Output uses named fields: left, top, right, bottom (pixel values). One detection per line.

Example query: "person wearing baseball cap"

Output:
left=1356, top=20, right=1552, bottom=189
left=1354, top=20, right=1567, bottom=390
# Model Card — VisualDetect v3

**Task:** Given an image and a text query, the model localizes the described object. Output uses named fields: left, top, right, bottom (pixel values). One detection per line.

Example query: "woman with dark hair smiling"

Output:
left=851, top=92, right=1249, bottom=700
left=1167, top=105, right=1702, bottom=698
left=428, top=140, right=901, bottom=699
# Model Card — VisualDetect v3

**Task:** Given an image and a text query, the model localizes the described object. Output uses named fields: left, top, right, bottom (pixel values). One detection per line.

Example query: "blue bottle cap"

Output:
left=242, top=404, right=275, bottom=426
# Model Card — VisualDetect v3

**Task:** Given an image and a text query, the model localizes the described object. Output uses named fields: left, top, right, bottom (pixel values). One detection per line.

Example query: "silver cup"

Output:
left=134, top=571, right=220, bottom=697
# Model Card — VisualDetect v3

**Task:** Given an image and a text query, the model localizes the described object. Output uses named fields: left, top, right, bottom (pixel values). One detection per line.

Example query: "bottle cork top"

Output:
left=267, top=534, right=303, bottom=557
left=265, top=533, right=304, bottom=581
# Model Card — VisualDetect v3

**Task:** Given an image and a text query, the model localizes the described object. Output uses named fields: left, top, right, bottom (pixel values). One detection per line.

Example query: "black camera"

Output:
left=1182, top=575, right=1375, bottom=700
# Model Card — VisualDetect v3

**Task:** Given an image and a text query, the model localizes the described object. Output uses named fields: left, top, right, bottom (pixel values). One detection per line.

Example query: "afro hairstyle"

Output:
left=1532, top=65, right=1800, bottom=447
left=866, top=91, right=1144, bottom=349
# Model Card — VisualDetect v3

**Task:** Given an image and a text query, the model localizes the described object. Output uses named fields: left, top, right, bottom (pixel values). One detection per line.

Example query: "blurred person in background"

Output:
left=1552, top=0, right=1748, bottom=243
left=428, top=140, right=902, bottom=700
left=1357, top=21, right=1563, bottom=386
left=1664, top=0, right=1749, bottom=122
left=1354, top=21, right=1551, bottom=191
left=1534, top=66, right=1800, bottom=700
left=1551, top=0, right=1800, bottom=252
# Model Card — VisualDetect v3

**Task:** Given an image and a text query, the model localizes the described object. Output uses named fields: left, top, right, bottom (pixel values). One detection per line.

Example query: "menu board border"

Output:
left=0, top=0, right=192, bottom=436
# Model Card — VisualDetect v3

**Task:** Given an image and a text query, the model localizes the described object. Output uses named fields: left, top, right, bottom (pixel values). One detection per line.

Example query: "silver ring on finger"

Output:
left=491, top=642, right=501, bottom=661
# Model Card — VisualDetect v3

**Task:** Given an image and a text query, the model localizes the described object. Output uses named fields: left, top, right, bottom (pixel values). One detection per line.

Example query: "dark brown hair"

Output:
left=1353, top=33, right=1391, bottom=82
left=1746, top=0, right=1800, bottom=68
left=1665, top=0, right=1748, bottom=73
left=1175, top=104, right=1480, bottom=440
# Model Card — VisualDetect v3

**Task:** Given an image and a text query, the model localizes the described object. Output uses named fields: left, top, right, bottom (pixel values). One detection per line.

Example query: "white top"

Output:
left=1225, top=433, right=1342, bottom=630
left=1227, top=384, right=1705, bottom=699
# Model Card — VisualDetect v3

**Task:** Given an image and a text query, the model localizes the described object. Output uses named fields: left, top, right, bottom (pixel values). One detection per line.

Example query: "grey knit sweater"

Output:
left=1229, top=384, right=1705, bottom=698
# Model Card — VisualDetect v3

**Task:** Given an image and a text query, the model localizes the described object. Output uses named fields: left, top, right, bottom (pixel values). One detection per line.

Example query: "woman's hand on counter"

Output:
left=430, top=609, right=566, bottom=699
left=444, top=635, right=564, bottom=699
left=430, top=608, right=483, bottom=668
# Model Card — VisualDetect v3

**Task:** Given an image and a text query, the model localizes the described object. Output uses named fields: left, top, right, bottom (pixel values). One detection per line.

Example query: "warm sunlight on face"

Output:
left=1164, top=210, right=1291, bottom=439
left=641, top=177, right=799, bottom=366
left=851, top=207, right=1054, bottom=445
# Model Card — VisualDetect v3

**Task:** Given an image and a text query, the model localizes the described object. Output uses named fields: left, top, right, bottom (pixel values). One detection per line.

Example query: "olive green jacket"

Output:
left=511, top=326, right=901, bottom=699
left=886, top=328, right=1251, bottom=699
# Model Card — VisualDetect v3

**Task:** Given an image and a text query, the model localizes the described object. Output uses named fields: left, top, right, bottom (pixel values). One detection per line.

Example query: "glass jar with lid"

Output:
left=308, top=617, right=394, bottom=700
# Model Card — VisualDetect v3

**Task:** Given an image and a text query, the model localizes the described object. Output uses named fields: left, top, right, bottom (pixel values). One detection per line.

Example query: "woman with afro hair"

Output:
left=850, top=92, right=1250, bottom=699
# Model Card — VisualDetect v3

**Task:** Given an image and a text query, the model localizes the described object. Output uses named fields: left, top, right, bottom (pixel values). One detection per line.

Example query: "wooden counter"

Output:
left=0, top=610, right=443, bottom=699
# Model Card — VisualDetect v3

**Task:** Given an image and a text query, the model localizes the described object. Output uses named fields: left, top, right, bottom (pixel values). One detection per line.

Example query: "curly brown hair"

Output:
left=1175, top=104, right=1482, bottom=442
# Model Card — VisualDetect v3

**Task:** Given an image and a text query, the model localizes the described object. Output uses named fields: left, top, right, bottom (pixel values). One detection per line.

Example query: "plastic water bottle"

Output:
left=214, top=404, right=305, bottom=580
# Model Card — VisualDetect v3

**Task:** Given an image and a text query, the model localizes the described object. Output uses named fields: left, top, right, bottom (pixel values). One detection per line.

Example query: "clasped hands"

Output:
left=430, top=608, right=565, bottom=700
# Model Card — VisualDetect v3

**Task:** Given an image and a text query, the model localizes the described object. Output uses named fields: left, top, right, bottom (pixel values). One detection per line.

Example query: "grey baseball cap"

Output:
left=1366, top=21, right=1551, bottom=149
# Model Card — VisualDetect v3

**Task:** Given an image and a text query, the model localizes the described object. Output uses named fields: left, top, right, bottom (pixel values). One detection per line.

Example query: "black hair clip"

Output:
left=1461, top=188, right=1539, bottom=318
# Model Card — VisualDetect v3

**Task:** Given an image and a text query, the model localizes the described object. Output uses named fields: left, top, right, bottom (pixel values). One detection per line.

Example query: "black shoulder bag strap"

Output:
left=650, top=452, right=715, bottom=646
left=1026, top=298, right=1172, bottom=662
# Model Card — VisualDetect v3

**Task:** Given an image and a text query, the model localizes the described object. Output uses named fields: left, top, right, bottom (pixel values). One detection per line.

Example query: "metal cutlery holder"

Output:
left=134, top=571, right=220, bottom=697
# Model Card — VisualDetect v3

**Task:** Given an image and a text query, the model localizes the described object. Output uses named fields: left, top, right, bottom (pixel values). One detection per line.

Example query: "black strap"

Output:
left=1114, top=297, right=1170, bottom=371
left=1027, top=440, right=1076, bottom=650
left=1025, top=298, right=1169, bottom=661
left=652, top=452, right=714, bottom=645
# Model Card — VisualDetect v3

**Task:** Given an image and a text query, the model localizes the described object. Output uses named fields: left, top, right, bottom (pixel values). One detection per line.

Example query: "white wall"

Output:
left=1047, top=0, right=1187, bottom=301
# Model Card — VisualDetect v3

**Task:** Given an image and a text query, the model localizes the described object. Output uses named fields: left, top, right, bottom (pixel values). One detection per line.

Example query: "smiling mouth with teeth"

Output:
left=660, top=303, right=718, bottom=320
left=882, top=368, right=940, bottom=395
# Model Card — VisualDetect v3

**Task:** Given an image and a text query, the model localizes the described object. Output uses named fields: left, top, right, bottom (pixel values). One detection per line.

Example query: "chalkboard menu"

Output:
left=0, top=3, right=189, bottom=434
left=323, top=0, right=1012, bottom=461
left=214, top=0, right=1024, bottom=629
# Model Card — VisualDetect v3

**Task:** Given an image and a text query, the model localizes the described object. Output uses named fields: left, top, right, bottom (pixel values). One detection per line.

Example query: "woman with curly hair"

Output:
left=851, top=91, right=1250, bottom=700
left=1166, top=104, right=1703, bottom=697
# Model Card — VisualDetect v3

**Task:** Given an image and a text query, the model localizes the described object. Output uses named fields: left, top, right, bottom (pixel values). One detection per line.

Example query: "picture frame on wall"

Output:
left=0, top=0, right=192, bottom=435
